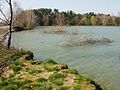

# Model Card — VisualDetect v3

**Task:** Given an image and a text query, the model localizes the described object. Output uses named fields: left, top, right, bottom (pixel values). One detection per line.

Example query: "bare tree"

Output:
left=0, top=0, right=13, bottom=49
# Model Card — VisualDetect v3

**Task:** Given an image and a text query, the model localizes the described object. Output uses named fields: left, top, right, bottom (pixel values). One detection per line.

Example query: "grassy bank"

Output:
left=0, top=45, right=102, bottom=90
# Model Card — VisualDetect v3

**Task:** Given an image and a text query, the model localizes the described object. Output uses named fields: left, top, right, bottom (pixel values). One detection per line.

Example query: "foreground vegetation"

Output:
left=0, top=45, right=102, bottom=90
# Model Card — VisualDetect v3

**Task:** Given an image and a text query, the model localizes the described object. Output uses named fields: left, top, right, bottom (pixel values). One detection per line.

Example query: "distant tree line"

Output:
left=33, top=8, right=120, bottom=26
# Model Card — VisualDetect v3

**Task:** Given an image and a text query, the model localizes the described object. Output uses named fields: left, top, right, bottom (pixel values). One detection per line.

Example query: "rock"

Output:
left=61, top=64, right=68, bottom=69
left=24, top=54, right=34, bottom=60
left=13, top=26, right=24, bottom=32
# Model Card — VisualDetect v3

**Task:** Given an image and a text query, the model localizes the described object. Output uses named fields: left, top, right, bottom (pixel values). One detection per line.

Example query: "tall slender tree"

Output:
left=0, top=0, right=13, bottom=49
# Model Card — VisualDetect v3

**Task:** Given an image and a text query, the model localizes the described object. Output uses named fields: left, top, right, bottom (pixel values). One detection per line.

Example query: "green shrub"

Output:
left=48, top=72, right=65, bottom=86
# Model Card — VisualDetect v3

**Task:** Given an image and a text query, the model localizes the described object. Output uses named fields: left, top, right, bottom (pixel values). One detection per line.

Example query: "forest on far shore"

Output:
left=33, top=8, right=120, bottom=26
left=1, top=8, right=120, bottom=30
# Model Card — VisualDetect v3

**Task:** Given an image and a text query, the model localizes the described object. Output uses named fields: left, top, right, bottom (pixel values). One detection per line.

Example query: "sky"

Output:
left=13, top=0, right=120, bottom=16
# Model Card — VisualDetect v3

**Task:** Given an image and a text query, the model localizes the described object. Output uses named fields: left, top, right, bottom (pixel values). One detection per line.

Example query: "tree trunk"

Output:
left=7, top=0, right=13, bottom=49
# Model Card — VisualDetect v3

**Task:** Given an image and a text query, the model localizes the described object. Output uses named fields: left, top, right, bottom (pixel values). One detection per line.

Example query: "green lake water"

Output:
left=12, top=26, right=120, bottom=90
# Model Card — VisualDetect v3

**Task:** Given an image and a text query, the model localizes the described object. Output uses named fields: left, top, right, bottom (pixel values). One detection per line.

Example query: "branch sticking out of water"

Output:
left=58, top=33, right=113, bottom=47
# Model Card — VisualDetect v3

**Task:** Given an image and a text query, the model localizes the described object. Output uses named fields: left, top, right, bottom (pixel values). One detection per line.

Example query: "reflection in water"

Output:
left=12, top=26, right=120, bottom=90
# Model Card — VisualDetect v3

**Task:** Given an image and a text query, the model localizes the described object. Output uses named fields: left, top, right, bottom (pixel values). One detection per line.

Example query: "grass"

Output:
left=0, top=78, right=31, bottom=90
left=25, top=68, right=42, bottom=75
left=36, top=77, right=47, bottom=82
left=11, top=65, right=22, bottom=74
left=74, top=75, right=91, bottom=83
left=73, top=85, right=81, bottom=90
left=59, top=86, right=69, bottom=90
left=62, top=69, right=78, bottom=74
left=43, top=59, right=57, bottom=65
left=48, top=72, right=66, bottom=86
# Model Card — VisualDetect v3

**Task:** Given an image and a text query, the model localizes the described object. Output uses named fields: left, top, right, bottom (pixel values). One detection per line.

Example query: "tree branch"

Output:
left=5, top=0, right=10, bottom=4
left=0, top=17, right=8, bottom=24
left=0, top=9, right=9, bottom=23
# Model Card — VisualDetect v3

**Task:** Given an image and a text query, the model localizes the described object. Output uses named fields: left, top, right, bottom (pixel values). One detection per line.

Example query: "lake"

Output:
left=12, top=26, right=120, bottom=90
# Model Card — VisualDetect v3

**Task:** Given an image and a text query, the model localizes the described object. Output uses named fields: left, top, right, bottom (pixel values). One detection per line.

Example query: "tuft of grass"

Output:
left=29, top=60, right=43, bottom=65
left=13, top=60, right=24, bottom=66
left=36, top=78, right=47, bottom=82
left=73, top=85, right=81, bottom=90
left=48, top=72, right=66, bottom=86
left=25, top=68, right=42, bottom=75
left=43, top=65, right=60, bottom=71
left=62, top=69, right=78, bottom=74
left=74, top=75, right=91, bottom=83
left=43, top=59, right=57, bottom=65
left=10, top=50, right=33, bottom=61
left=0, top=78, right=31, bottom=90
left=35, top=83, right=52, bottom=90
left=11, top=65, right=22, bottom=74
left=0, top=84, right=18, bottom=90
left=59, top=86, right=69, bottom=90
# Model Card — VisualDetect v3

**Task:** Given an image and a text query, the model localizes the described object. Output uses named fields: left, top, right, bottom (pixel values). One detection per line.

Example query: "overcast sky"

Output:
left=13, top=0, right=120, bottom=15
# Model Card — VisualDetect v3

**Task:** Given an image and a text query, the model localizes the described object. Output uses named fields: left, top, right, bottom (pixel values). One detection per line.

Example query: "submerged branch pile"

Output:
left=59, top=35, right=112, bottom=47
